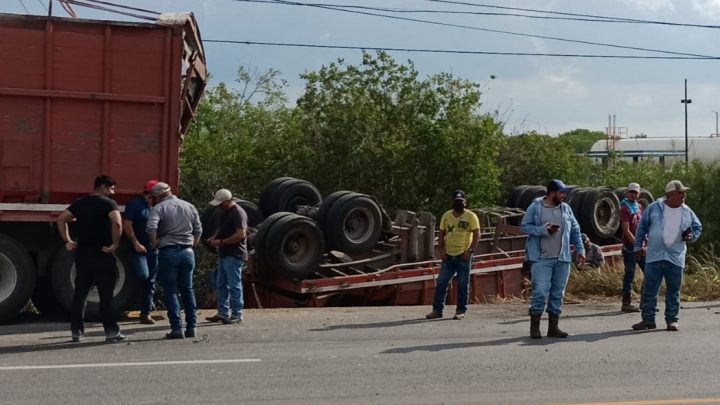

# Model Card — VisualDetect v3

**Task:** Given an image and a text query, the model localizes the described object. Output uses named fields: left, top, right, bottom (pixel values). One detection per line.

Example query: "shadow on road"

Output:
left=381, top=328, right=648, bottom=353
left=498, top=310, right=629, bottom=325
left=0, top=336, right=166, bottom=356
left=309, top=317, right=450, bottom=331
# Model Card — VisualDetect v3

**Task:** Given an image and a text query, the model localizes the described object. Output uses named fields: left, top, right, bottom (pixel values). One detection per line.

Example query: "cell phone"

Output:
left=682, top=227, right=692, bottom=238
left=550, top=224, right=560, bottom=229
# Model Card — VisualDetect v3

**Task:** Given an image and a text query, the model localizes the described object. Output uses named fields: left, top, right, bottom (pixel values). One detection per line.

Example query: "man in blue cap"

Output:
left=521, top=179, right=584, bottom=339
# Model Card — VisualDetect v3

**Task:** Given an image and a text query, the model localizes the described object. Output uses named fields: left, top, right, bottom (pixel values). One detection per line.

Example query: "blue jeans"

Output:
left=131, top=246, right=158, bottom=315
left=432, top=255, right=471, bottom=314
left=529, top=258, right=571, bottom=316
left=157, top=246, right=197, bottom=332
left=216, top=256, right=244, bottom=318
left=641, top=260, right=683, bottom=324
left=622, top=246, right=645, bottom=295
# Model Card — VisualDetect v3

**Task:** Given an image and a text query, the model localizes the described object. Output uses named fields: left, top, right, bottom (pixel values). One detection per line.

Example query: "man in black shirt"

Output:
left=57, top=175, right=126, bottom=343
left=205, top=189, right=248, bottom=324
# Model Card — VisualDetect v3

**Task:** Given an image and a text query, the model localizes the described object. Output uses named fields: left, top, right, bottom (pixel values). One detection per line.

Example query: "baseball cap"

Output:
left=451, top=189, right=466, bottom=200
left=665, top=180, right=690, bottom=193
left=209, top=188, right=233, bottom=206
left=547, top=179, right=571, bottom=193
left=144, top=180, right=159, bottom=193
left=627, top=182, right=641, bottom=193
left=151, top=182, right=171, bottom=197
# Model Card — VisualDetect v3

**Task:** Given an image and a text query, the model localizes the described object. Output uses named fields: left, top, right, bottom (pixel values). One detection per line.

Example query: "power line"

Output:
left=424, top=0, right=720, bottom=29
left=60, top=0, right=157, bottom=20
left=17, top=0, right=30, bottom=13
left=203, top=39, right=720, bottom=60
left=230, top=0, right=718, bottom=59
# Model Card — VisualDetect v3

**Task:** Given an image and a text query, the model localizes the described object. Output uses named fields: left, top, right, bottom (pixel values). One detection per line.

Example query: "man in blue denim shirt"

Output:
left=521, top=179, right=584, bottom=339
left=631, top=180, right=702, bottom=332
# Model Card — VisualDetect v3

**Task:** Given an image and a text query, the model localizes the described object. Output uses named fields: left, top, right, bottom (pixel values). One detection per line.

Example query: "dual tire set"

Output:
left=202, top=177, right=385, bottom=280
left=507, top=185, right=654, bottom=241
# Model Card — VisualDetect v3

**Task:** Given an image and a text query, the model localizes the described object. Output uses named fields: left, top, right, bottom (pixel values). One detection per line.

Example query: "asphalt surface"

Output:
left=2, top=301, right=720, bottom=405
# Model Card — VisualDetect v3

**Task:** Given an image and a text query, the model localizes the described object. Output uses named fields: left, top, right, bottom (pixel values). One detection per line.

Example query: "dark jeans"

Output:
left=432, top=255, right=471, bottom=314
left=622, top=246, right=646, bottom=295
left=130, top=246, right=158, bottom=315
left=71, top=252, right=120, bottom=337
left=158, top=246, right=197, bottom=333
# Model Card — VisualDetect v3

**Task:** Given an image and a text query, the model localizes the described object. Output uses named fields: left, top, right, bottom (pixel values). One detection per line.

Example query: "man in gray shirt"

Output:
left=147, top=182, right=202, bottom=339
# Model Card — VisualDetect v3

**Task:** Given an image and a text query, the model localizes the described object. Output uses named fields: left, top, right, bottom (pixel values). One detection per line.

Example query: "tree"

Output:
left=558, top=128, right=606, bottom=153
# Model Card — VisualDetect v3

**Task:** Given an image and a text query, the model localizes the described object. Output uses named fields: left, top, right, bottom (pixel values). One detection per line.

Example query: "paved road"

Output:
left=2, top=301, right=720, bottom=405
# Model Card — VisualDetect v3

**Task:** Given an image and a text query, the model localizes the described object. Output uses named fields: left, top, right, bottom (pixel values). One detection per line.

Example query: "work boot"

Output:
left=139, top=314, right=156, bottom=324
left=425, top=310, right=442, bottom=319
left=530, top=314, right=542, bottom=339
left=547, top=314, right=568, bottom=338
left=621, top=292, right=640, bottom=313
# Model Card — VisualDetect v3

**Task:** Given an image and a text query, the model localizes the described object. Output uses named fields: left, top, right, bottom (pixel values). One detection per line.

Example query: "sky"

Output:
left=3, top=0, right=720, bottom=138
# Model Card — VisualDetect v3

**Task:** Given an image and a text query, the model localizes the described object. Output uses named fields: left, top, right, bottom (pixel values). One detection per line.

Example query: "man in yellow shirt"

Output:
left=426, top=190, right=480, bottom=320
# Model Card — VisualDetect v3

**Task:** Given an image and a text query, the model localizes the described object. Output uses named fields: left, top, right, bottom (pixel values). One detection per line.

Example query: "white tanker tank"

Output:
left=587, top=137, right=720, bottom=165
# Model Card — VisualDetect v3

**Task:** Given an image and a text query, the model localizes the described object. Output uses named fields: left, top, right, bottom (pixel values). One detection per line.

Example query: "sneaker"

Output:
left=185, top=329, right=196, bottom=338
left=222, top=315, right=242, bottom=324
left=71, top=332, right=84, bottom=343
left=666, top=322, right=679, bottom=331
left=452, top=312, right=465, bottom=320
left=206, top=313, right=229, bottom=323
left=139, top=314, right=156, bottom=325
left=165, top=331, right=185, bottom=339
left=425, top=310, right=442, bottom=319
left=105, top=333, right=127, bottom=344
left=621, top=304, right=640, bottom=313
left=631, top=321, right=657, bottom=330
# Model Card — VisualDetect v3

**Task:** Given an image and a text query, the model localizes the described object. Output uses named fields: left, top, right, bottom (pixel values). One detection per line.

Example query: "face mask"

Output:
left=453, top=200, right=465, bottom=211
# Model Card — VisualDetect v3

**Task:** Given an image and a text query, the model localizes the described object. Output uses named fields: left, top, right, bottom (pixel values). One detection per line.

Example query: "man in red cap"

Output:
left=122, top=180, right=159, bottom=324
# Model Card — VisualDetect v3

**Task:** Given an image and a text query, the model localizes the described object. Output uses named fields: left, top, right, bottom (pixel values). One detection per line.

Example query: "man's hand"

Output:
left=546, top=223, right=560, bottom=235
left=463, top=250, right=472, bottom=261
left=576, top=254, right=586, bottom=266
left=64, top=240, right=77, bottom=252
left=635, top=247, right=647, bottom=260
left=209, top=238, right=222, bottom=249
left=133, top=241, right=147, bottom=254
left=102, top=244, right=119, bottom=254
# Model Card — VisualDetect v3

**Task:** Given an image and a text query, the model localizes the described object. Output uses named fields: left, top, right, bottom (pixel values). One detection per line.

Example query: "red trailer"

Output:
left=0, top=12, right=207, bottom=322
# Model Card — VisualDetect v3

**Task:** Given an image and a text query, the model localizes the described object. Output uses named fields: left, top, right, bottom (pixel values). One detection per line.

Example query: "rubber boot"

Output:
left=530, top=314, right=542, bottom=339
left=621, top=292, right=639, bottom=313
left=547, top=314, right=568, bottom=338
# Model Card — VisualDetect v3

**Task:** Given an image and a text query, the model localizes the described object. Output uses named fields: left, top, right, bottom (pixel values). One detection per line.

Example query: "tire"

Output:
left=516, top=186, right=546, bottom=211
left=253, top=212, right=295, bottom=274
left=566, top=187, right=591, bottom=223
left=262, top=213, right=324, bottom=280
left=32, top=275, right=68, bottom=320
left=50, top=247, right=136, bottom=322
left=200, top=206, right=222, bottom=252
left=317, top=191, right=355, bottom=230
left=266, top=179, right=322, bottom=216
left=237, top=199, right=264, bottom=228
left=614, top=187, right=627, bottom=203
left=323, top=193, right=382, bottom=254
left=0, top=234, right=36, bottom=323
left=580, top=187, right=620, bottom=240
left=258, top=177, right=296, bottom=217
left=638, top=189, right=654, bottom=210
left=506, top=185, right=531, bottom=208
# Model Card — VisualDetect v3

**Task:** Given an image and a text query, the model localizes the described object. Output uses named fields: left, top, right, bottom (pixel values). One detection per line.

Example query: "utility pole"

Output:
left=681, top=79, right=692, bottom=165
left=713, top=111, right=719, bottom=137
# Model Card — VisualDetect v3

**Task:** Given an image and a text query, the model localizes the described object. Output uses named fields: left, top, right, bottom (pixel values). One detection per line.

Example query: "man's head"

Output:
left=665, top=180, right=689, bottom=207
left=151, top=182, right=172, bottom=200
left=209, top=188, right=234, bottom=210
left=626, top=182, right=640, bottom=202
left=144, top=180, right=159, bottom=195
left=546, top=179, right=571, bottom=205
left=581, top=233, right=590, bottom=247
left=93, top=175, right=116, bottom=197
left=451, top=189, right=466, bottom=212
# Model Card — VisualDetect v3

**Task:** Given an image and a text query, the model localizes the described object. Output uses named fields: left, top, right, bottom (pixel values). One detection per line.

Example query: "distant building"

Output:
left=586, top=137, right=720, bottom=165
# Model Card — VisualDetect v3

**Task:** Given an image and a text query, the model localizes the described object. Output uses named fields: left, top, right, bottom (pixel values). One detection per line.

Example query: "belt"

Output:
left=159, top=244, right=192, bottom=250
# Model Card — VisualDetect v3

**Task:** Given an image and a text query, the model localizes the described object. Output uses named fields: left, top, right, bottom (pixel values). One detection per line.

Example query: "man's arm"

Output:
left=191, top=206, right=203, bottom=247
left=56, top=210, right=77, bottom=251
left=520, top=204, right=550, bottom=237
left=123, top=218, right=146, bottom=254
left=146, top=207, right=160, bottom=248
left=102, top=210, right=122, bottom=254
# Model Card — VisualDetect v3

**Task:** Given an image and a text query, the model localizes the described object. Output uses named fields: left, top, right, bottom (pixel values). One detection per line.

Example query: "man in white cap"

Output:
left=146, top=182, right=202, bottom=339
left=632, top=180, right=701, bottom=332
left=205, top=189, right=248, bottom=324
left=619, top=182, right=646, bottom=312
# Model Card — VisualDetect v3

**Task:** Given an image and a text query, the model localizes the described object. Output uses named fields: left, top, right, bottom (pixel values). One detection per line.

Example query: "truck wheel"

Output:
left=323, top=193, right=382, bottom=254
left=264, top=179, right=322, bottom=216
left=0, top=234, right=36, bottom=323
left=566, top=187, right=590, bottom=223
left=237, top=199, right=264, bottom=227
left=51, top=247, right=136, bottom=321
left=317, top=190, right=354, bottom=228
left=200, top=206, right=222, bottom=252
left=506, top=185, right=530, bottom=208
left=264, top=213, right=324, bottom=279
left=253, top=212, right=294, bottom=274
left=32, top=275, right=68, bottom=319
left=516, top=186, right=546, bottom=211
left=581, top=187, right=620, bottom=240
left=258, top=177, right=296, bottom=217
left=638, top=189, right=654, bottom=210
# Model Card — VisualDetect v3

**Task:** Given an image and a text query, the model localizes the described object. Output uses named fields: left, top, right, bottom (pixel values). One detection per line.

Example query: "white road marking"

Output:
left=0, top=359, right=261, bottom=371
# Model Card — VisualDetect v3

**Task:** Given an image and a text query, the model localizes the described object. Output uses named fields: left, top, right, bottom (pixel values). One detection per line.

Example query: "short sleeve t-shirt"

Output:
left=123, top=196, right=151, bottom=246
left=67, top=195, right=118, bottom=256
left=620, top=203, right=642, bottom=246
left=439, top=209, right=480, bottom=256
left=217, top=204, right=248, bottom=259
